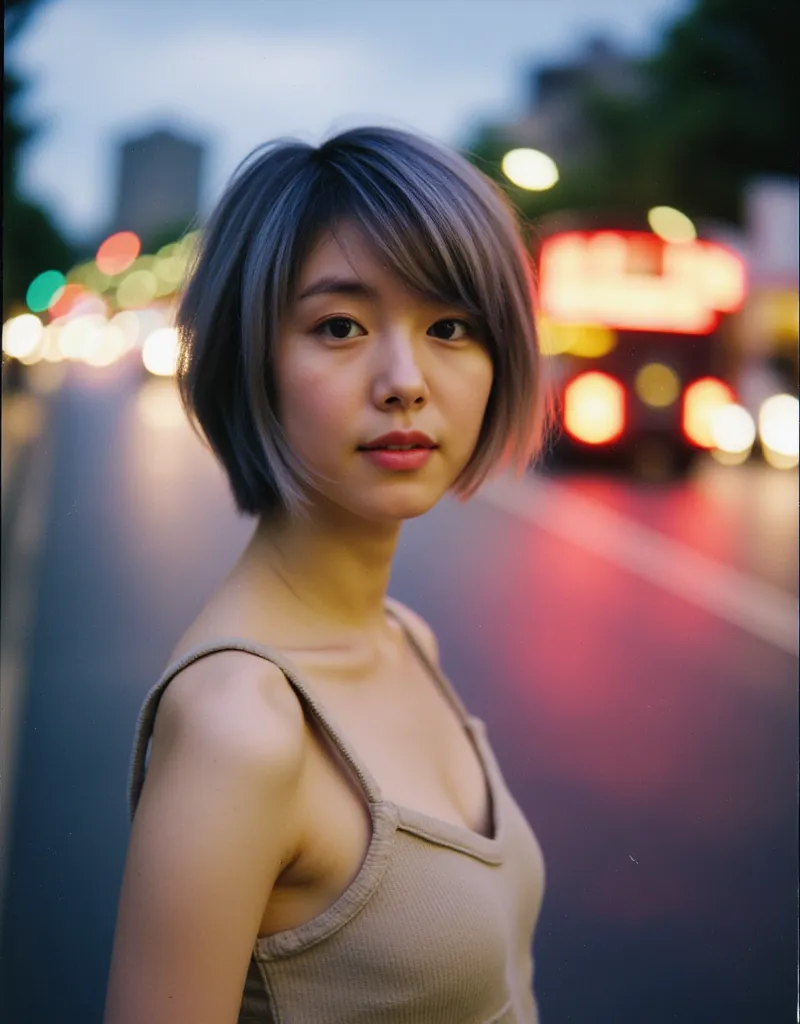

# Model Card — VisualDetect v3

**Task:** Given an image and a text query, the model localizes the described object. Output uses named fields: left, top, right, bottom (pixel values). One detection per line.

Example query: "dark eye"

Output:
left=428, top=318, right=471, bottom=341
left=315, top=317, right=363, bottom=340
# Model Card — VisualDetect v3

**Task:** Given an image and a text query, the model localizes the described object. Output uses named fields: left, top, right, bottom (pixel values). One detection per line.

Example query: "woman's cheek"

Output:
left=455, top=358, right=493, bottom=424
left=283, top=370, right=355, bottom=454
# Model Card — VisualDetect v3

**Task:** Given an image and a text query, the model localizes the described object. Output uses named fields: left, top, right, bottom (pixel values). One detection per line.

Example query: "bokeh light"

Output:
left=758, top=394, right=799, bottom=465
left=116, top=270, right=158, bottom=309
left=70, top=293, right=110, bottom=318
left=26, top=270, right=66, bottom=313
left=40, top=322, right=65, bottom=363
left=563, top=371, right=626, bottom=444
left=501, top=148, right=559, bottom=191
left=83, top=323, right=128, bottom=367
left=566, top=323, right=616, bottom=358
left=58, top=314, right=107, bottom=361
left=710, top=403, right=756, bottom=455
left=135, top=307, right=169, bottom=343
left=536, top=318, right=616, bottom=358
left=682, top=377, right=735, bottom=448
left=96, top=231, right=141, bottom=276
left=536, top=316, right=572, bottom=356
left=634, top=362, right=681, bottom=408
left=48, top=283, right=87, bottom=318
left=142, top=327, right=180, bottom=376
left=647, top=206, right=697, bottom=244
left=109, top=311, right=140, bottom=349
left=3, top=313, right=44, bottom=359
left=153, top=254, right=187, bottom=295
left=68, top=262, right=112, bottom=293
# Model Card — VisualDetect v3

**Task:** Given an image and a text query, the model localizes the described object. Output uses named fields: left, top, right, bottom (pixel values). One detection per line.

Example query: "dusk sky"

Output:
left=10, top=0, right=688, bottom=243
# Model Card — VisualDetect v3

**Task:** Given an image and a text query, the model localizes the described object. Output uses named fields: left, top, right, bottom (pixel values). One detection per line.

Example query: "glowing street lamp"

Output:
left=501, top=148, right=559, bottom=191
left=647, top=206, right=696, bottom=244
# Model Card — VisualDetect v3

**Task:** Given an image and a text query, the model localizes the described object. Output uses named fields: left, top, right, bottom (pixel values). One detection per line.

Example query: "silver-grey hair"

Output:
left=176, top=125, right=548, bottom=519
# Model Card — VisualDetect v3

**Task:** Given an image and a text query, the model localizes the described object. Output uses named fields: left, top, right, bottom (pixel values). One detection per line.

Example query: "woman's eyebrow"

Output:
left=297, top=276, right=378, bottom=301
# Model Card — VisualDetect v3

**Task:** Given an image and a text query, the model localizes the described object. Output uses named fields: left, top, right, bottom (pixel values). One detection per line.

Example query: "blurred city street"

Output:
left=3, top=2, right=798, bottom=1021
left=0, top=359, right=796, bottom=1023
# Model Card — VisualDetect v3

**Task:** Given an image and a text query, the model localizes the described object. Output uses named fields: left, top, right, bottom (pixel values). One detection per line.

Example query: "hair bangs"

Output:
left=310, top=149, right=508, bottom=351
left=177, top=126, right=546, bottom=520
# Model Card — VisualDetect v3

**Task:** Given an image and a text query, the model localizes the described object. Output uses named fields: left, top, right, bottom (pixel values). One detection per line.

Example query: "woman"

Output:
left=104, top=126, right=548, bottom=1024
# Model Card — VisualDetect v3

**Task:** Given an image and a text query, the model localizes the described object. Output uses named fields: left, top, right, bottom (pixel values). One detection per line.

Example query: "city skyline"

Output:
left=9, top=0, right=689, bottom=243
left=111, top=128, right=205, bottom=245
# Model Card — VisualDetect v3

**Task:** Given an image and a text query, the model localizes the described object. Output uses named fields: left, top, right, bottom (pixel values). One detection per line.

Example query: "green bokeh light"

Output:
left=26, top=270, right=67, bottom=313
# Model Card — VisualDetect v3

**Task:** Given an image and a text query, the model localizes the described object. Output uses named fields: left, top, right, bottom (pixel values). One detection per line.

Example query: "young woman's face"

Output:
left=275, top=223, right=494, bottom=524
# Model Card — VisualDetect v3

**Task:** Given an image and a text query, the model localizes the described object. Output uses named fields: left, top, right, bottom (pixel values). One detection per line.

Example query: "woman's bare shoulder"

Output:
left=158, top=583, right=306, bottom=739
left=153, top=644, right=307, bottom=775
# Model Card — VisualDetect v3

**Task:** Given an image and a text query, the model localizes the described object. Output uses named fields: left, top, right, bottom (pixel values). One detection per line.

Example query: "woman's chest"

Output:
left=298, top=641, right=493, bottom=831
left=254, top=710, right=545, bottom=1024
left=260, top=659, right=493, bottom=936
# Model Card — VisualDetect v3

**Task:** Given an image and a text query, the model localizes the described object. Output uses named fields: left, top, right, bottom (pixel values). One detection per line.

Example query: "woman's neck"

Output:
left=237, top=504, right=401, bottom=639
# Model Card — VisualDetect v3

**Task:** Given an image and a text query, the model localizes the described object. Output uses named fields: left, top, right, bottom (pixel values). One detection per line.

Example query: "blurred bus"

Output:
left=531, top=211, right=748, bottom=479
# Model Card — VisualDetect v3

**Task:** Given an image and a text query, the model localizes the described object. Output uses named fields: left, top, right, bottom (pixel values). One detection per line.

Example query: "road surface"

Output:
left=1, top=359, right=796, bottom=1023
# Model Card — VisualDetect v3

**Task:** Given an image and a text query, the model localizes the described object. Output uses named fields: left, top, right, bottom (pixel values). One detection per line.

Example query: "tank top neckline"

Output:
left=128, top=599, right=504, bottom=864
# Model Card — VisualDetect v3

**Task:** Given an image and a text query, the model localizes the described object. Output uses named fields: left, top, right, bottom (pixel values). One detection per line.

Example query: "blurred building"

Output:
left=744, top=179, right=799, bottom=291
left=492, top=36, right=643, bottom=169
left=111, top=127, right=206, bottom=246
left=738, top=178, right=799, bottom=390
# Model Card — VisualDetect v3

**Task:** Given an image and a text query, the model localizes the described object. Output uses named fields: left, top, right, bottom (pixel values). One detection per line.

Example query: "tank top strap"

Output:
left=127, top=637, right=384, bottom=823
left=383, top=597, right=472, bottom=727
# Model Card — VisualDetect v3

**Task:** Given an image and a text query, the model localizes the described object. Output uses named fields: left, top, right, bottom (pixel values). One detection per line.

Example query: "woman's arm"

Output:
left=104, top=661, right=306, bottom=1024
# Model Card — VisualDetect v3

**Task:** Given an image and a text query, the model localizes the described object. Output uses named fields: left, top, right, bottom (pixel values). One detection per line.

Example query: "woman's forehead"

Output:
left=296, top=223, right=409, bottom=297
left=301, top=223, right=382, bottom=275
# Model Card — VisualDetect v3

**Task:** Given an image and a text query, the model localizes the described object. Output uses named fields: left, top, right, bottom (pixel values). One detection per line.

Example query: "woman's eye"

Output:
left=315, top=317, right=364, bottom=340
left=428, top=318, right=471, bottom=341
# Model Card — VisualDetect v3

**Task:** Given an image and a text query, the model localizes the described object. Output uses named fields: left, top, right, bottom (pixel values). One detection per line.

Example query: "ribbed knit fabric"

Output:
left=127, top=599, right=546, bottom=1023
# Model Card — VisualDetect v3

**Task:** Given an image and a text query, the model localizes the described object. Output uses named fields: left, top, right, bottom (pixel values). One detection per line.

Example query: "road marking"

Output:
left=478, top=472, right=799, bottom=658
left=0, top=398, right=55, bottom=921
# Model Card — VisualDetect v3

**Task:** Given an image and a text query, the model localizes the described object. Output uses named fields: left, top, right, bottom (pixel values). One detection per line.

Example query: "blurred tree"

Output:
left=142, top=219, right=199, bottom=256
left=4, top=0, right=76, bottom=317
left=462, top=123, right=610, bottom=237
left=464, top=0, right=799, bottom=225
left=601, top=0, right=799, bottom=221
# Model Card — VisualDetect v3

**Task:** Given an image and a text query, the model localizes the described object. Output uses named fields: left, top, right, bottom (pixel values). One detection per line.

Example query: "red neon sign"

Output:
left=538, top=231, right=746, bottom=335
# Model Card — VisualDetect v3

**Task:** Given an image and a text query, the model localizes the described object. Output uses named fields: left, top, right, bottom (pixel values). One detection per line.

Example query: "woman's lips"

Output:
left=358, top=447, right=434, bottom=471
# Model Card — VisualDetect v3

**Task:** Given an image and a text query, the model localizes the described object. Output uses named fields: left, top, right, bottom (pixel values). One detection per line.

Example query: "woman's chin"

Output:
left=365, top=493, right=441, bottom=523
left=346, top=482, right=446, bottom=524
left=306, top=472, right=454, bottom=526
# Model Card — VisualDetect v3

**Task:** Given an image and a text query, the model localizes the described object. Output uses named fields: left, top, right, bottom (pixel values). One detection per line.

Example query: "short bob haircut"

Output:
left=176, top=125, right=547, bottom=519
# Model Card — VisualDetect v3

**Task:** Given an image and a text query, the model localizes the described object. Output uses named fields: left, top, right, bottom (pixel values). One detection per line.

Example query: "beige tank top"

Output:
left=127, top=600, right=546, bottom=1023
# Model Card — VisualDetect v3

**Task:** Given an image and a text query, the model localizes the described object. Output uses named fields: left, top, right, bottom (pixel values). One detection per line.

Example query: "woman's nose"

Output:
left=372, top=332, right=429, bottom=410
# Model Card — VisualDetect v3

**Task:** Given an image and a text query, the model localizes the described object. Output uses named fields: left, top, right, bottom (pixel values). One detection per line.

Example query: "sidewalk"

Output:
left=1, top=360, right=65, bottom=528
left=0, top=371, right=57, bottom=935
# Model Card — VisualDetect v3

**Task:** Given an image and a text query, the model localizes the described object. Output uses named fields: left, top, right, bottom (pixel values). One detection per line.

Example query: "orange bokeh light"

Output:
left=564, top=371, right=626, bottom=445
left=682, top=377, right=736, bottom=448
left=48, top=283, right=86, bottom=318
left=96, top=232, right=141, bottom=276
